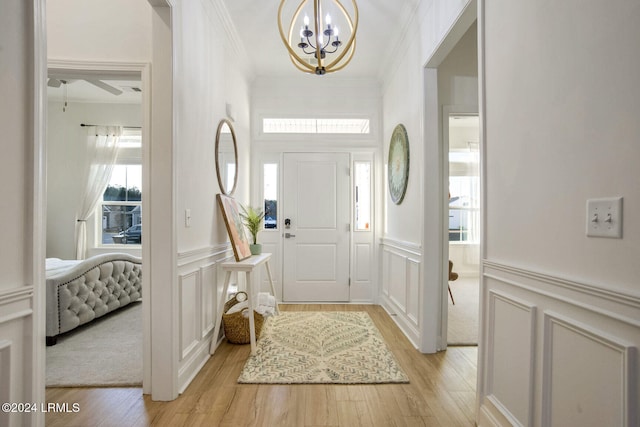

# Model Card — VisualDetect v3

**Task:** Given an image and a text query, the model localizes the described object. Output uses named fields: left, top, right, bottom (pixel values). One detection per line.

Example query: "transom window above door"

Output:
left=262, top=118, right=370, bottom=134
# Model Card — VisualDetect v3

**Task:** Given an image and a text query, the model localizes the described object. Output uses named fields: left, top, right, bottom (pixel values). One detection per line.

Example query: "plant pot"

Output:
left=249, top=243, right=262, bottom=255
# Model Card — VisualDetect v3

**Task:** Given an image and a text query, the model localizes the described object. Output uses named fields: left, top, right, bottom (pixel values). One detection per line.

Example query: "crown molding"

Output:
left=207, top=0, right=254, bottom=81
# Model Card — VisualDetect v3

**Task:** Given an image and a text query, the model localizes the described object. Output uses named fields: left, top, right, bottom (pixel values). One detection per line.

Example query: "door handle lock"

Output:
left=284, top=232, right=296, bottom=238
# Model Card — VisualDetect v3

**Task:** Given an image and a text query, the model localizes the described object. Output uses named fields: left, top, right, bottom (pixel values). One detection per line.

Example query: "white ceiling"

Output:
left=46, top=0, right=419, bottom=103
left=222, top=0, right=420, bottom=80
left=47, top=78, right=142, bottom=104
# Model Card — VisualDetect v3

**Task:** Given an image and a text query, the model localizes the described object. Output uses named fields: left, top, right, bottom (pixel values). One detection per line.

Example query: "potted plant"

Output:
left=240, top=204, right=265, bottom=255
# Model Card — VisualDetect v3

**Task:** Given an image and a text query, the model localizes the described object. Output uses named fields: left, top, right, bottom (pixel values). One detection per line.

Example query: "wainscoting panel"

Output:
left=542, top=312, right=636, bottom=427
left=355, top=243, right=371, bottom=283
left=259, top=242, right=279, bottom=297
left=407, top=257, right=421, bottom=324
left=350, top=242, right=373, bottom=302
left=176, top=244, right=233, bottom=393
left=200, top=263, right=217, bottom=339
left=479, top=261, right=640, bottom=427
left=485, top=290, right=536, bottom=426
left=179, top=270, right=200, bottom=361
left=0, top=339, right=11, bottom=427
left=388, top=250, right=407, bottom=312
left=0, top=286, right=34, bottom=427
left=379, top=238, right=421, bottom=346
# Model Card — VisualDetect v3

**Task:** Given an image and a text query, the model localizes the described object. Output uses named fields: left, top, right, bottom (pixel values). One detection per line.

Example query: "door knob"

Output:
left=284, top=232, right=296, bottom=238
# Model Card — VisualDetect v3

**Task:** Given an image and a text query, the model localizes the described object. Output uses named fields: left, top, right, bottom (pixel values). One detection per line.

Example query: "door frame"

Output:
left=420, top=0, right=478, bottom=354
left=45, top=60, right=152, bottom=392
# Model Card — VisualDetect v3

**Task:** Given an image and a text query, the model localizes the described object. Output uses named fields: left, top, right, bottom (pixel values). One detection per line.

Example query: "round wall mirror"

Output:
left=215, top=119, right=238, bottom=195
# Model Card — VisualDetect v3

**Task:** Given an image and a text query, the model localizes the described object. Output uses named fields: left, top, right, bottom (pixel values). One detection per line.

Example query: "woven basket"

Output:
left=222, top=291, right=264, bottom=344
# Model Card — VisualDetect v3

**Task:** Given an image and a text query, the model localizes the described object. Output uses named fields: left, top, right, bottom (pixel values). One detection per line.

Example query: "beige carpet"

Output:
left=238, top=311, right=409, bottom=384
left=447, top=276, right=479, bottom=345
left=46, top=301, right=142, bottom=387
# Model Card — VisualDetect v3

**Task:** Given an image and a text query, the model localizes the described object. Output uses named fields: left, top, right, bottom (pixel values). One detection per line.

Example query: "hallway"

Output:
left=46, top=305, right=477, bottom=426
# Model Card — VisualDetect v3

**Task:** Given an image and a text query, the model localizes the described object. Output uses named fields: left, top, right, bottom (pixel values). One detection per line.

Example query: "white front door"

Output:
left=282, top=152, right=350, bottom=301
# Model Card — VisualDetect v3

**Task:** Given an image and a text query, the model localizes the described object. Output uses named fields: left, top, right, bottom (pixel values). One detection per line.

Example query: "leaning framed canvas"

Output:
left=217, top=193, right=252, bottom=261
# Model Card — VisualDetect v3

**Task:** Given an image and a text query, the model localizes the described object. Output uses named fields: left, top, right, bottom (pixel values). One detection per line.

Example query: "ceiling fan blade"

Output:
left=47, top=78, right=62, bottom=88
left=84, top=79, right=123, bottom=96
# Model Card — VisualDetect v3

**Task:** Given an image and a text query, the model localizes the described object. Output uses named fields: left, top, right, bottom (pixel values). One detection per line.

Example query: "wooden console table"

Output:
left=209, top=253, right=279, bottom=355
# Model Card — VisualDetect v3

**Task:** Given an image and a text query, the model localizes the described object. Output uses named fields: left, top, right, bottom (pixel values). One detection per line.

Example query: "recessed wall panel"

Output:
left=389, top=251, right=407, bottom=312
left=544, top=314, right=633, bottom=427
left=200, top=264, right=216, bottom=338
left=179, top=271, right=199, bottom=360
left=487, top=291, right=535, bottom=426
left=407, top=258, right=420, bottom=324
left=355, top=243, right=371, bottom=282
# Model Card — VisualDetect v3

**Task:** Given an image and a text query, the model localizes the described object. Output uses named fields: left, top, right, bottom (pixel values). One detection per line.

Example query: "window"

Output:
left=354, top=161, right=371, bottom=231
left=448, top=176, right=479, bottom=243
left=99, top=132, right=142, bottom=245
left=263, top=118, right=370, bottom=134
left=263, top=163, right=278, bottom=229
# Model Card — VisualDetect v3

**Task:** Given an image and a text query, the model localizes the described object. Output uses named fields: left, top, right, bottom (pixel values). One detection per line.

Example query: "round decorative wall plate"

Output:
left=388, top=124, right=410, bottom=204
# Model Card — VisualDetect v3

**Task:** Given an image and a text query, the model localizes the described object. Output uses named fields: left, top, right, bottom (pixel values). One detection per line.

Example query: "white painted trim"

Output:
left=33, top=1, right=48, bottom=424
left=0, top=287, right=34, bottom=306
left=177, top=243, right=233, bottom=265
left=484, top=260, right=640, bottom=310
left=148, top=0, right=179, bottom=401
left=440, top=104, right=480, bottom=351
left=209, top=0, right=252, bottom=80
left=483, top=262, right=640, bottom=328
left=476, top=0, right=488, bottom=423
left=419, top=0, right=478, bottom=355
left=379, top=237, right=422, bottom=255
left=485, top=395, right=524, bottom=427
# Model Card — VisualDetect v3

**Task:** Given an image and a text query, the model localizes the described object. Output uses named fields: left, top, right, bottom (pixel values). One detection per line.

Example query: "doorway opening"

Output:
left=445, top=112, right=480, bottom=345
left=44, top=63, right=149, bottom=390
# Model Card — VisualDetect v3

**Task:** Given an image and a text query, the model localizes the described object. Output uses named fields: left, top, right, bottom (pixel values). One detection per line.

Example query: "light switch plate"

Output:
left=586, top=197, right=623, bottom=238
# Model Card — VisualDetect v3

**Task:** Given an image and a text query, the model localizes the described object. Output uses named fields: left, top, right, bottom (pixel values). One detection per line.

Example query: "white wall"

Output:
left=479, top=1, right=640, bottom=426
left=47, top=0, right=151, bottom=62
left=46, top=101, right=142, bottom=259
left=170, top=0, right=253, bottom=396
left=250, top=76, right=381, bottom=303
left=379, top=0, right=475, bottom=347
left=1, top=1, right=45, bottom=425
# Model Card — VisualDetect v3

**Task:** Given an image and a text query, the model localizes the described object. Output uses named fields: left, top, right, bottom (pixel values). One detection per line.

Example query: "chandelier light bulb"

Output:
left=278, top=0, right=358, bottom=75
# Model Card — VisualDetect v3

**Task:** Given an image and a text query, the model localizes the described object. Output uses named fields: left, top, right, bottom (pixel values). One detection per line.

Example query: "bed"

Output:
left=45, top=253, right=142, bottom=346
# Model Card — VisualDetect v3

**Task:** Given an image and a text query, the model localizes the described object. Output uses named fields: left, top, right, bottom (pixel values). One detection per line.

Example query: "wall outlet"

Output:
left=586, top=197, right=622, bottom=238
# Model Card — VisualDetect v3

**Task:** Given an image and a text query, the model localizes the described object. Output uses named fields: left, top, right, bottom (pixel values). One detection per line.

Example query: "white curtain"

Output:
left=75, top=126, right=122, bottom=259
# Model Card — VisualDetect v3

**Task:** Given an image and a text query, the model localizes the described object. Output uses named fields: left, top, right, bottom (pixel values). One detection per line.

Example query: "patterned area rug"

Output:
left=238, top=311, right=409, bottom=384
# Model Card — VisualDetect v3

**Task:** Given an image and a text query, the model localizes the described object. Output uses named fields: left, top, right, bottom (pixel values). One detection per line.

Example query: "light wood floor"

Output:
left=46, top=305, right=477, bottom=427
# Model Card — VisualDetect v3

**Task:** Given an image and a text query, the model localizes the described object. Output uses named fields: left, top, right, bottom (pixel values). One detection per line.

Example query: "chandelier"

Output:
left=278, top=0, right=359, bottom=75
